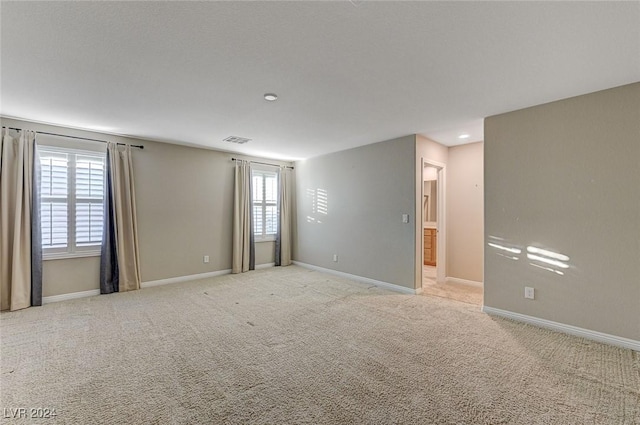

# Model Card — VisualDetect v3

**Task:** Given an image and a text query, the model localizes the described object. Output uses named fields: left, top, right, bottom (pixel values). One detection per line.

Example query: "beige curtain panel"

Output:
left=108, top=143, right=141, bottom=291
left=232, top=161, right=254, bottom=273
left=278, top=168, right=293, bottom=266
left=0, top=128, right=36, bottom=311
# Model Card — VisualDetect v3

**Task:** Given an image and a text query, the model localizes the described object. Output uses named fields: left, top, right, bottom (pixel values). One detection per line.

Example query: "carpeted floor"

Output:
left=1, top=266, right=638, bottom=424
left=421, top=279, right=483, bottom=305
left=422, top=265, right=483, bottom=305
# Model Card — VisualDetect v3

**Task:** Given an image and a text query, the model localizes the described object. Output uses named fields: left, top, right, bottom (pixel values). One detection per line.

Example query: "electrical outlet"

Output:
left=333, top=254, right=338, bottom=262
left=524, top=286, right=535, bottom=300
left=402, top=214, right=409, bottom=223
left=203, top=255, right=210, bottom=263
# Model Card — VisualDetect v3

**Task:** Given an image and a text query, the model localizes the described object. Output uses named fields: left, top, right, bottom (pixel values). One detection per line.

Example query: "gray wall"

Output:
left=446, top=142, right=484, bottom=282
left=1, top=117, right=289, bottom=297
left=294, top=136, right=416, bottom=289
left=484, top=83, right=640, bottom=340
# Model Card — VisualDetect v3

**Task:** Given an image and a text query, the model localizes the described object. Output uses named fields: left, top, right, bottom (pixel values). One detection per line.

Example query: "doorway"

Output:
left=414, top=144, right=484, bottom=305
left=423, top=165, right=439, bottom=286
left=420, top=159, right=483, bottom=305
left=420, top=160, right=446, bottom=286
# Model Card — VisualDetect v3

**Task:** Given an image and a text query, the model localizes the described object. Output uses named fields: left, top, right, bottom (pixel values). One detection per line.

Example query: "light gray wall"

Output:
left=416, top=134, right=448, bottom=164
left=42, top=257, right=100, bottom=297
left=484, top=83, right=640, bottom=341
left=294, top=136, right=416, bottom=289
left=1, top=117, right=289, bottom=297
left=446, top=142, right=483, bottom=282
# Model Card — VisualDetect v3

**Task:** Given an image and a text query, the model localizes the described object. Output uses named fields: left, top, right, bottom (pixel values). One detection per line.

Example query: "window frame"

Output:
left=251, top=167, right=279, bottom=242
left=38, top=145, right=106, bottom=260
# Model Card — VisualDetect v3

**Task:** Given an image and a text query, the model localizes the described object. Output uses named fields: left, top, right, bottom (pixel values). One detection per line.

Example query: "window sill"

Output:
left=43, top=251, right=101, bottom=261
left=255, top=237, right=276, bottom=243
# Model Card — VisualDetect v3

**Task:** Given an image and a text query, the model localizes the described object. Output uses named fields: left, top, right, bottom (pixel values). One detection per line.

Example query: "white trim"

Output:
left=141, top=269, right=232, bottom=288
left=42, top=289, right=100, bottom=304
left=43, top=250, right=101, bottom=261
left=483, top=306, right=640, bottom=352
left=446, top=276, right=483, bottom=288
left=42, top=269, right=238, bottom=303
left=435, top=166, right=446, bottom=284
left=255, top=263, right=275, bottom=270
left=293, top=261, right=420, bottom=295
left=255, top=237, right=276, bottom=243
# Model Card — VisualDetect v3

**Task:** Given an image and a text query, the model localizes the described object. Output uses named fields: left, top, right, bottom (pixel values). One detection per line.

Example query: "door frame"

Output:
left=421, top=158, right=446, bottom=285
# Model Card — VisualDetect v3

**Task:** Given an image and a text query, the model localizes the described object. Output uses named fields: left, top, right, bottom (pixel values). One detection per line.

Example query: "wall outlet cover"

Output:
left=524, top=286, right=535, bottom=299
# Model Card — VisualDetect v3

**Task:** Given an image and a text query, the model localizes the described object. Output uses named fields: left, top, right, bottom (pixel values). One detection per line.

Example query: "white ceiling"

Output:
left=1, top=1, right=638, bottom=160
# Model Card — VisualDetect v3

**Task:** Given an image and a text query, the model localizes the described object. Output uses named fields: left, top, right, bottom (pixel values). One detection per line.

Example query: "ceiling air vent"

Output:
left=223, top=136, right=251, bottom=144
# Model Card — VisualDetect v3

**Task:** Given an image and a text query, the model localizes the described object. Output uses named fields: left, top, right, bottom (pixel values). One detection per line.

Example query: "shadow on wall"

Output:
left=487, top=235, right=570, bottom=276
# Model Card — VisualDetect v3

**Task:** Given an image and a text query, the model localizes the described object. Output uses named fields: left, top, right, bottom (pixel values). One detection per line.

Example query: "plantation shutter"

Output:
left=40, top=151, right=69, bottom=249
left=75, top=154, right=105, bottom=246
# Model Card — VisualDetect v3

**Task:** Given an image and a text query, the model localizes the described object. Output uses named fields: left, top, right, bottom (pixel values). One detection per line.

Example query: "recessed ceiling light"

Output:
left=458, top=133, right=470, bottom=139
left=264, top=93, right=278, bottom=101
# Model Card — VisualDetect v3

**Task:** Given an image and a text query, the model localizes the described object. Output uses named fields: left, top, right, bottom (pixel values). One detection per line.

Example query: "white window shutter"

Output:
left=251, top=169, right=279, bottom=239
left=38, top=147, right=106, bottom=255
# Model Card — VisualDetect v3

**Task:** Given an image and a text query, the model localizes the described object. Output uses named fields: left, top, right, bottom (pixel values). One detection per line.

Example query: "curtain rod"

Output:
left=232, top=157, right=294, bottom=170
left=5, top=126, right=144, bottom=149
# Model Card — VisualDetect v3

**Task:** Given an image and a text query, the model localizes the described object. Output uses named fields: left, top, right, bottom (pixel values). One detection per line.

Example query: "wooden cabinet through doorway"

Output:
left=424, top=228, right=437, bottom=266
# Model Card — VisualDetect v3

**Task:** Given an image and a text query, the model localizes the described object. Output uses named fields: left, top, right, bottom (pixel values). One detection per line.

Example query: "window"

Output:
left=39, top=146, right=106, bottom=258
left=252, top=169, right=278, bottom=240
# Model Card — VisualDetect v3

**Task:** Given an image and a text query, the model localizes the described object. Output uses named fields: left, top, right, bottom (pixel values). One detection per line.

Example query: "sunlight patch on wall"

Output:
left=529, top=263, right=565, bottom=276
left=488, top=236, right=570, bottom=274
left=488, top=236, right=522, bottom=261
left=305, top=187, right=329, bottom=224
left=488, top=242, right=522, bottom=255
left=526, top=246, right=570, bottom=275
left=526, top=246, right=569, bottom=262
left=316, top=189, right=328, bottom=215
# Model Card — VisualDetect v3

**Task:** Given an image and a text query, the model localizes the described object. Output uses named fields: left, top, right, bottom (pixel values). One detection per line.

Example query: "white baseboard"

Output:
left=255, top=263, right=275, bottom=270
left=141, top=269, right=231, bottom=288
left=42, top=289, right=101, bottom=304
left=41, top=268, right=249, bottom=303
left=292, top=261, right=420, bottom=295
left=446, top=276, right=483, bottom=288
left=483, top=306, right=640, bottom=352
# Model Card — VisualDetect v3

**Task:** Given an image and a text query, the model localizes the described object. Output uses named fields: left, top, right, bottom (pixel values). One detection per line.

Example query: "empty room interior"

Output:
left=1, top=2, right=638, bottom=424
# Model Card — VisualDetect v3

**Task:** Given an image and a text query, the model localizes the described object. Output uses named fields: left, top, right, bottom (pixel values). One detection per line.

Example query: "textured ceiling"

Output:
left=1, top=1, right=639, bottom=160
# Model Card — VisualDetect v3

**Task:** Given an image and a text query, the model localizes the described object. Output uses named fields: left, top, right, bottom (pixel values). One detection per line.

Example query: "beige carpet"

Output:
left=421, top=279, right=484, bottom=305
left=1, top=266, right=638, bottom=424
left=422, top=265, right=483, bottom=305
